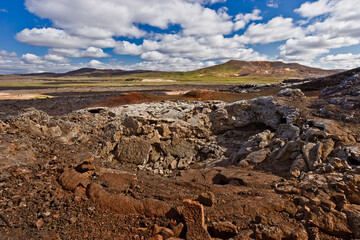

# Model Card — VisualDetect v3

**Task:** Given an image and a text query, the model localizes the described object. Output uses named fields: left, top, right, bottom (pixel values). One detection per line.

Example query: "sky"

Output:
left=0, top=0, right=360, bottom=74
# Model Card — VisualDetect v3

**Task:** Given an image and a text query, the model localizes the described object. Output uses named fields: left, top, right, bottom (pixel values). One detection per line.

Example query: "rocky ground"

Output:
left=0, top=72, right=360, bottom=239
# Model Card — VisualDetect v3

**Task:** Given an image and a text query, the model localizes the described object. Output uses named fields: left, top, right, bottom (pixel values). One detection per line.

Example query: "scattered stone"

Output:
left=182, top=199, right=211, bottom=240
left=208, top=221, right=238, bottom=239
left=161, top=228, right=175, bottom=239
left=58, top=168, right=90, bottom=191
left=290, top=155, right=307, bottom=178
left=177, top=157, right=193, bottom=170
left=171, top=223, right=185, bottom=238
left=277, top=88, right=305, bottom=98
left=197, top=192, right=215, bottom=207
left=242, top=148, right=271, bottom=165
left=275, top=185, right=301, bottom=194
left=343, top=205, right=360, bottom=238
left=35, top=218, right=44, bottom=229
left=302, top=143, right=319, bottom=170
left=114, top=137, right=151, bottom=165
left=75, top=157, right=96, bottom=173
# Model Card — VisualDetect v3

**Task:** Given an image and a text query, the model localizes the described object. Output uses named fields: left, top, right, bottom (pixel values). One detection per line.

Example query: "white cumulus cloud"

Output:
left=49, top=47, right=109, bottom=58
left=279, top=0, right=360, bottom=64
left=240, top=17, right=305, bottom=44
left=114, top=34, right=267, bottom=62
left=16, top=28, right=116, bottom=49
left=319, top=53, right=360, bottom=69
left=0, top=50, right=17, bottom=57
left=266, top=0, right=279, bottom=8
left=44, top=54, right=69, bottom=63
left=24, top=0, right=234, bottom=37
left=234, top=9, right=262, bottom=31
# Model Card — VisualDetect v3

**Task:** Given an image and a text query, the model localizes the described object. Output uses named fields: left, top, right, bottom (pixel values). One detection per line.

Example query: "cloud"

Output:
left=125, top=58, right=218, bottom=71
left=0, top=9, right=8, bottom=13
left=43, top=54, right=70, bottom=63
left=266, top=0, right=279, bottom=8
left=16, top=28, right=116, bottom=49
left=141, top=51, right=168, bottom=61
left=49, top=47, right=109, bottom=58
left=82, top=58, right=220, bottom=72
left=88, top=60, right=106, bottom=68
left=0, top=51, right=95, bottom=74
left=25, top=0, right=234, bottom=37
left=22, top=53, right=46, bottom=64
left=0, top=50, right=17, bottom=57
left=279, top=36, right=358, bottom=61
left=186, top=0, right=227, bottom=4
left=234, top=9, right=262, bottom=31
left=279, top=0, right=360, bottom=63
left=240, top=17, right=304, bottom=44
left=295, top=0, right=334, bottom=18
left=319, top=53, right=360, bottom=69
left=114, top=41, right=144, bottom=55
left=114, top=34, right=267, bottom=62
left=0, top=49, right=221, bottom=74
left=22, top=53, right=71, bottom=64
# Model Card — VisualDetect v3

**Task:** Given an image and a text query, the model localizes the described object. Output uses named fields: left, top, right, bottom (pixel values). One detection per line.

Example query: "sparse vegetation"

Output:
left=0, top=60, right=336, bottom=87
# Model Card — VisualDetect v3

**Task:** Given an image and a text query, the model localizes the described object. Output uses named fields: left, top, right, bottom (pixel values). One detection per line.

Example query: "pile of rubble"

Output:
left=317, top=71, right=360, bottom=122
left=0, top=85, right=360, bottom=238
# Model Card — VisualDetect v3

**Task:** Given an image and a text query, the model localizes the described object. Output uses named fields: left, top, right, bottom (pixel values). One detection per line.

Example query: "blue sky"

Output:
left=0, top=0, right=360, bottom=74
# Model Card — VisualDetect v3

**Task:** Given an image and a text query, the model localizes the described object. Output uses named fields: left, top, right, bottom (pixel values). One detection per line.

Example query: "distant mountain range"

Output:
left=20, top=60, right=338, bottom=80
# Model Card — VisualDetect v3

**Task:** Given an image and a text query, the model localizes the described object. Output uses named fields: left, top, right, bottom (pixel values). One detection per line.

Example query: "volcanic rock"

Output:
left=182, top=199, right=211, bottom=240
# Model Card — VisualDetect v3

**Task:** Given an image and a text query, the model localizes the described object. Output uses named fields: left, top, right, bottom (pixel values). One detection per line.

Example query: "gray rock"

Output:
left=242, top=148, right=271, bottom=165
left=290, top=155, right=308, bottom=178
left=276, top=124, right=300, bottom=140
left=177, top=157, right=193, bottom=170
left=114, top=136, right=151, bottom=165
left=302, top=143, right=320, bottom=170
left=277, top=88, right=305, bottom=98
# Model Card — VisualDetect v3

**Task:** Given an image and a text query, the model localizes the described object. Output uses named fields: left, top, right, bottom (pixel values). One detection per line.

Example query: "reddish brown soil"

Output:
left=89, top=90, right=285, bottom=108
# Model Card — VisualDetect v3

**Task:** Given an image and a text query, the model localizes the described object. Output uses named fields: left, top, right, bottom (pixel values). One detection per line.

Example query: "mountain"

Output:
left=19, top=60, right=336, bottom=79
left=189, top=60, right=338, bottom=78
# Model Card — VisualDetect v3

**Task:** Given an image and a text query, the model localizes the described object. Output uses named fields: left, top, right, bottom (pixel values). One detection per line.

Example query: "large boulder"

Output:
left=114, top=136, right=151, bottom=165
left=211, top=97, right=299, bottom=133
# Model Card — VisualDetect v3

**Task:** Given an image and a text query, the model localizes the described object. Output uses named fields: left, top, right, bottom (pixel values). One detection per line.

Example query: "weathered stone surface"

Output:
left=211, top=96, right=299, bottom=133
left=290, top=155, right=307, bottom=178
left=343, top=204, right=360, bottom=238
left=75, top=157, right=96, bottom=173
left=197, top=192, right=215, bottom=207
left=182, top=199, right=211, bottom=240
left=87, top=183, right=171, bottom=217
left=177, top=157, right=193, bottom=170
left=302, top=143, right=319, bottom=170
left=275, top=186, right=301, bottom=194
left=277, top=88, right=305, bottom=98
left=122, top=116, right=142, bottom=135
left=160, top=136, right=196, bottom=159
left=253, top=224, right=284, bottom=240
left=208, top=221, right=238, bottom=239
left=322, top=138, right=335, bottom=161
left=275, top=141, right=299, bottom=162
left=98, top=172, right=137, bottom=192
left=276, top=124, right=300, bottom=140
left=242, top=148, right=270, bottom=165
left=114, top=136, right=151, bottom=164
left=58, top=169, right=90, bottom=191
left=304, top=207, right=352, bottom=237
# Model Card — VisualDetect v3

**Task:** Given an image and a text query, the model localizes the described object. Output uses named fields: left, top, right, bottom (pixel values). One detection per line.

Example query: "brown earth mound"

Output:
left=89, top=90, right=278, bottom=108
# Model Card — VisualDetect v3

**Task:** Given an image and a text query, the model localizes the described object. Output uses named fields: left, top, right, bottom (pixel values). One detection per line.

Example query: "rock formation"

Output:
left=0, top=79, right=360, bottom=239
